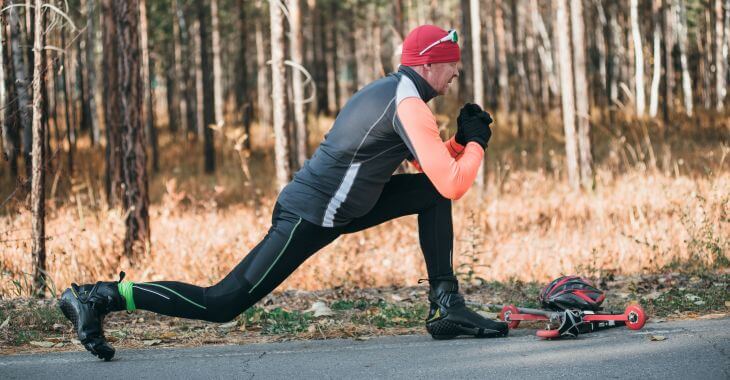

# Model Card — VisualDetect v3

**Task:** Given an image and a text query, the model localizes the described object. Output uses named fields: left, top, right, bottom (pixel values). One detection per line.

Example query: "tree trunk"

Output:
left=469, top=0, right=485, bottom=188
left=139, top=0, right=159, bottom=173
left=702, top=6, right=713, bottom=109
left=715, top=0, right=726, bottom=110
left=531, top=0, right=557, bottom=106
left=459, top=0, right=472, bottom=102
left=255, top=1, right=271, bottom=126
left=172, top=0, right=189, bottom=137
left=103, top=0, right=150, bottom=255
left=8, top=2, right=31, bottom=180
left=270, top=0, right=291, bottom=191
left=494, top=0, right=510, bottom=115
left=103, top=0, right=122, bottom=207
left=30, top=0, right=45, bottom=296
left=556, top=0, right=579, bottom=190
left=570, top=0, right=592, bottom=189
left=61, top=29, right=74, bottom=174
left=675, top=0, right=693, bottom=116
left=83, top=0, right=100, bottom=145
left=1, top=12, right=19, bottom=178
left=210, top=0, right=224, bottom=126
left=237, top=0, right=252, bottom=149
left=192, top=18, right=205, bottom=139
left=289, top=0, right=307, bottom=168
left=630, top=0, right=646, bottom=117
left=112, top=0, right=150, bottom=258
left=325, top=2, right=338, bottom=114
left=649, top=0, right=662, bottom=117
left=196, top=0, right=216, bottom=173
left=661, top=0, right=674, bottom=172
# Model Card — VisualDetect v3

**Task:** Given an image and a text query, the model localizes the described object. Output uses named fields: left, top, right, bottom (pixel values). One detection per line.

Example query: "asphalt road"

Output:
left=1, top=318, right=728, bottom=379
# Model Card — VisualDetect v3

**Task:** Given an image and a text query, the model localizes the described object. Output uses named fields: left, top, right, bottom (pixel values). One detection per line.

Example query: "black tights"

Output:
left=130, top=174, right=454, bottom=322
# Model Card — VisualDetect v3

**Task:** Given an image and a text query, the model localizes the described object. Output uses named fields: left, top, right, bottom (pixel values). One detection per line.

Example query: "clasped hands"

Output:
left=455, top=103, right=492, bottom=149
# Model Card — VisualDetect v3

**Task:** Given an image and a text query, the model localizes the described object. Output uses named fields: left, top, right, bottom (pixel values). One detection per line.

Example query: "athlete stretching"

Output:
left=59, top=25, right=508, bottom=361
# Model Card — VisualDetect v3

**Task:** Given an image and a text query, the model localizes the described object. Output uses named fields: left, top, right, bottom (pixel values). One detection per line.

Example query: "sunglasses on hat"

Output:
left=418, top=29, right=458, bottom=56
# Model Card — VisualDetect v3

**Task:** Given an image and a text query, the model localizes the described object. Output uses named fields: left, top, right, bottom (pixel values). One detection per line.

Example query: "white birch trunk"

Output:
left=649, top=0, right=662, bottom=117
left=192, top=18, right=205, bottom=138
left=0, top=14, right=5, bottom=141
left=556, top=0, right=579, bottom=190
left=715, top=0, right=726, bottom=109
left=630, top=0, right=646, bottom=117
left=570, top=0, right=592, bottom=189
left=270, top=0, right=291, bottom=191
left=675, top=0, right=693, bottom=116
left=211, top=0, right=224, bottom=125
left=469, top=0, right=485, bottom=188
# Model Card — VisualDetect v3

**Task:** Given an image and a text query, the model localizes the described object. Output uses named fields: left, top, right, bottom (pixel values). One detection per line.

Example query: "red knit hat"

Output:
left=401, top=25, right=461, bottom=66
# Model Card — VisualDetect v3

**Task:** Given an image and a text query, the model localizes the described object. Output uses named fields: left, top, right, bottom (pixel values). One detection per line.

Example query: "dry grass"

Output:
left=0, top=111, right=728, bottom=297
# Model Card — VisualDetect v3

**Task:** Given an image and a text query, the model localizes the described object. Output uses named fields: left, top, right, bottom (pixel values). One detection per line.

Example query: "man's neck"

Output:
left=398, top=66, right=438, bottom=102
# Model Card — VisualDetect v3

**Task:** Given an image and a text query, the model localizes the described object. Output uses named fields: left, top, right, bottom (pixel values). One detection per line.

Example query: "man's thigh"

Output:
left=341, top=173, right=442, bottom=234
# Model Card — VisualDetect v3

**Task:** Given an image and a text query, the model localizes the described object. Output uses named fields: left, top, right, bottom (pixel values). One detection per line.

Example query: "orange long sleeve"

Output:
left=396, top=97, right=483, bottom=200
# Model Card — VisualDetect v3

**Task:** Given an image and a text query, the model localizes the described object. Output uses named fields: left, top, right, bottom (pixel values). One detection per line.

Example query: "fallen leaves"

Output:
left=306, top=301, right=334, bottom=317
left=648, top=335, right=667, bottom=341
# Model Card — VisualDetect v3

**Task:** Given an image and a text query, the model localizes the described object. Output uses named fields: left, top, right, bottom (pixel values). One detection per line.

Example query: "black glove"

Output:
left=455, top=103, right=493, bottom=149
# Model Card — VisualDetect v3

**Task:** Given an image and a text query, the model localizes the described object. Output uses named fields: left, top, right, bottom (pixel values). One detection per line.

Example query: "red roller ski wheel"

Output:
left=500, top=305, right=520, bottom=329
left=624, top=304, right=647, bottom=330
left=536, top=329, right=560, bottom=339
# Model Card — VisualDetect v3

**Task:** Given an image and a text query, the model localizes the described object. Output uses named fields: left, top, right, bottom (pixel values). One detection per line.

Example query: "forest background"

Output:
left=0, top=0, right=728, bottom=300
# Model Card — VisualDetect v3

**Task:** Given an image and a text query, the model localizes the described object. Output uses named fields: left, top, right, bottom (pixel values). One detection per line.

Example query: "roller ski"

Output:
left=498, top=276, right=647, bottom=339
left=57, top=272, right=127, bottom=361
left=425, top=276, right=509, bottom=339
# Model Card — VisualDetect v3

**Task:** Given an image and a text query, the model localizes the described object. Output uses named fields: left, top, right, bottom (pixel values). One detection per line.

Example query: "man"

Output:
left=59, top=25, right=507, bottom=361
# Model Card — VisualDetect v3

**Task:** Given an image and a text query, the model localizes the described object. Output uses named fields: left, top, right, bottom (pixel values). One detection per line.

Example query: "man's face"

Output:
left=424, top=61, right=460, bottom=95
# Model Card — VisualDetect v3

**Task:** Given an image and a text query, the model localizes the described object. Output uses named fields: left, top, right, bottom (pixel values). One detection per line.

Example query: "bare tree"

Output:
left=494, top=0, right=510, bottom=115
left=630, top=0, right=646, bottom=116
left=289, top=0, right=307, bottom=168
left=139, top=0, right=159, bottom=172
left=675, top=0, right=693, bottom=116
left=649, top=0, right=662, bottom=117
left=61, top=28, right=75, bottom=174
left=270, top=0, right=291, bottom=190
left=83, top=0, right=100, bottom=145
left=255, top=1, right=271, bottom=125
left=172, top=0, right=189, bottom=137
left=571, top=0, right=592, bottom=189
left=8, top=1, right=31, bottom=179
left=0, top=11, right=19, bottom=178
left=211, top=0, right=224, bottom=126
left=715, top=0, right=726, bottom=109
left=31, top=0, right=46, bottom=296
left=196, top=0, right=216, bottom=173
left=104, top=0, right=151, bottom=257
left=556, top=0, right=579, bottom=190
left=469, top=0, right=485, bottom=188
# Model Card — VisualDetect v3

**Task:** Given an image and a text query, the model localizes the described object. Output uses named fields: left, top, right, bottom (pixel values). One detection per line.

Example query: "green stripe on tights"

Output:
left=118, top=281, right=136, bottom=311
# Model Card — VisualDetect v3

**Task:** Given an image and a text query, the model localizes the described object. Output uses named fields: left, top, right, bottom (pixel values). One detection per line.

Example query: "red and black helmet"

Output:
left=539, top=276, right=606, bottom=311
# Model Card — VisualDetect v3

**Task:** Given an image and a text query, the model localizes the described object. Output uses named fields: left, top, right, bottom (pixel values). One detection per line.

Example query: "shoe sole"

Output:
left=58, top=291, right=115, bottom=361
left=427, top=318, right=508, bottom=340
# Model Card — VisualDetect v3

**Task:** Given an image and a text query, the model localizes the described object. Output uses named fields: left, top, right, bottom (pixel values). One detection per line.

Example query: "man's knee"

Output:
left=202, top=278, right=257, bottom=323
left=413, top=173, right=450, bottom=205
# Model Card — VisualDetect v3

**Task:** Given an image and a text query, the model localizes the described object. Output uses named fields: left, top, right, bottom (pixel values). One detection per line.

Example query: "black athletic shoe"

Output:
left=58, top=272, right=126, bottom=361
left=425, top=277, right=509, bottom=339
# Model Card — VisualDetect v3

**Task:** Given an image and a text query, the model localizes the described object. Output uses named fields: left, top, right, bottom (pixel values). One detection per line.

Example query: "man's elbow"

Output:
left=435, top=184, right=468, bottom=200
